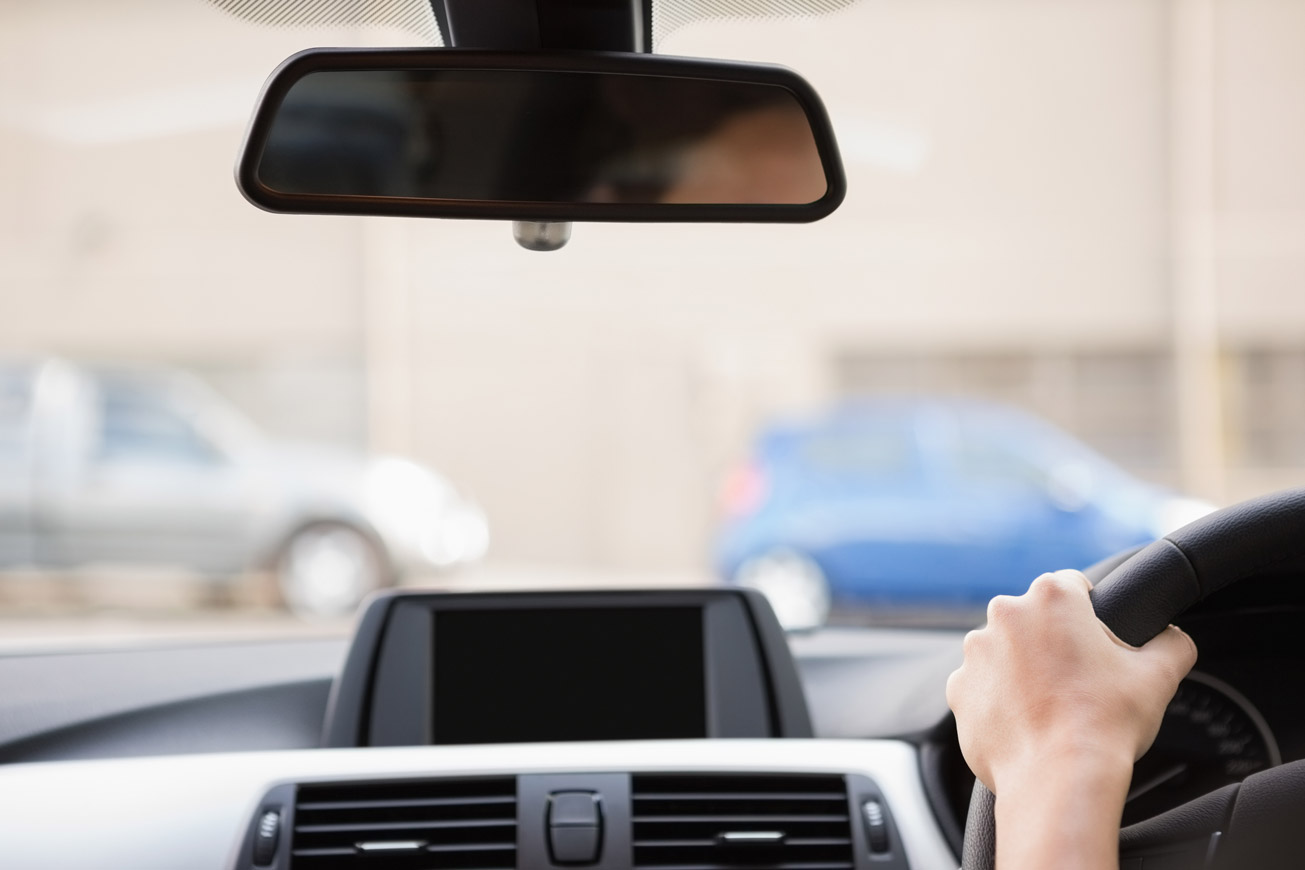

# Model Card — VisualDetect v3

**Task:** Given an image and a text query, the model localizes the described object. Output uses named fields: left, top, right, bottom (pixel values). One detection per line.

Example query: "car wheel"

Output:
left=734, top=549, right=831, bottom=630
left=276, top=522, right=388, bottom=619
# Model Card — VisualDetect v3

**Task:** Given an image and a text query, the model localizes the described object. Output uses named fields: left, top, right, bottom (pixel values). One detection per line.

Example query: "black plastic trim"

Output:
left=915, top=728, right=965, bottom=861
left=433, top=0, right=647, bottom=51
left=427, top=0, right=451, bottom=45
left=521, top=773, right=630, bottom=870
left=439, top=0, right=541, bottom=49
left=234, top=783, right=297, bottom=870
left=231, top=770, right=914, bottom=870
left=320, top=588, right=401, bottom=747
left=847, top=774, right=910, bottom=870
left=322, top=588, right=814, bottom=748
left=737, top=587, right=815, bottom=739
left=235, top=49, right=846, bottom=225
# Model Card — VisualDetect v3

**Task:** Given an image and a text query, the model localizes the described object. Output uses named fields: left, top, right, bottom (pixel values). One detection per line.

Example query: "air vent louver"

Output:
left=631, top=774, right=853, bottom=870
left=291, top=776, right=517, bottom=870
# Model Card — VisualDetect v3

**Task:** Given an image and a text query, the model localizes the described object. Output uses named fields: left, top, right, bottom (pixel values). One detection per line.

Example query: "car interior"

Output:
left=2, top=1, right=1304, bottom=869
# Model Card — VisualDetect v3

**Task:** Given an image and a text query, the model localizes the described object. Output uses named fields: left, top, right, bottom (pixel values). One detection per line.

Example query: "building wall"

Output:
left=2, top=0, right=1304, bottom=576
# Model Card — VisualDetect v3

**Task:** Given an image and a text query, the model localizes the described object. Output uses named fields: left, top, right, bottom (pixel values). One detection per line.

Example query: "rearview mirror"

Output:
left=237, top=50, right=845, bottom=226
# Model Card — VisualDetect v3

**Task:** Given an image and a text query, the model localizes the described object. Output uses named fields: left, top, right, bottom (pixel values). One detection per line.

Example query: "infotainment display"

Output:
left=433, top=607, right=705, bottom=744
left=323, top=588, right=814, bottom=748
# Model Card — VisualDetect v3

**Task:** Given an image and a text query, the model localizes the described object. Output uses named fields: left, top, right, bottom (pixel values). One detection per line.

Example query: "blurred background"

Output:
left=2, top=0, right=1304, bottom=642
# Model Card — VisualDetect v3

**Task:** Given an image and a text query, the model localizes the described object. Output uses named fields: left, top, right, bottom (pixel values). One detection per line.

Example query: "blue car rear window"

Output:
left=793, top=429, right=915, bottom=480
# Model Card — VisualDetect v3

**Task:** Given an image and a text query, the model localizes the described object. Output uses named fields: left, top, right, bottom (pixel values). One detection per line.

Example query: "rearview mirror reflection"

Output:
left=239, top=51, right=845, bottom=222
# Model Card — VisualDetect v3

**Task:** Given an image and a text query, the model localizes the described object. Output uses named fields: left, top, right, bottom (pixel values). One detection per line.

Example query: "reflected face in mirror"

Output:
left=255, top=68, right=830, bottom=207
left=655, top=102, right=829, bottom=205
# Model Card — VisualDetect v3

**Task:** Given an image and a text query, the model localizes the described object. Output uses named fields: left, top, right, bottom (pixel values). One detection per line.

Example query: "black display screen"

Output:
left=433, top=606, right=706, bottom=744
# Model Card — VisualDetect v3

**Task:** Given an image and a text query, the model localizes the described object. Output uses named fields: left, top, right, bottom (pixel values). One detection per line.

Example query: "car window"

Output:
left=793, top=427, right=917, bottom=483
left=948, top=437, right=1047, bottom=492
left=95, top=376, right=222, bottom=465
left=0, top=367, right=33, bottom=462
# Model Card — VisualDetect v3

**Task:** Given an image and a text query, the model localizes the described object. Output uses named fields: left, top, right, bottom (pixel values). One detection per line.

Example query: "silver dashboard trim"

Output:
left=0, top=739, right=958, bottom=870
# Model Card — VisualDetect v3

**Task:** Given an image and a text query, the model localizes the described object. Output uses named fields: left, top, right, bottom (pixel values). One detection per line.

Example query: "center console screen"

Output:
left=433, top=606, right=706, bottom=744
left=325, top=588, right=814, bottom=748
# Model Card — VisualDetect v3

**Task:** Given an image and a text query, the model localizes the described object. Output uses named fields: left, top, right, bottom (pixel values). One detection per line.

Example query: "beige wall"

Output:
left=3, top=0, right=1304, bottom=574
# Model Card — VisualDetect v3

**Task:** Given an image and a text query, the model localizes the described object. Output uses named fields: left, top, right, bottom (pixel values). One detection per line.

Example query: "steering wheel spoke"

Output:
left=1121, top=759, right=1305, bottom=868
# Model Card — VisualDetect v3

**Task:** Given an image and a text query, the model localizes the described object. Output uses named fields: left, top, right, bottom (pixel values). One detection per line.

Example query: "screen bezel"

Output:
left=322, top=588, right=811, bottom=748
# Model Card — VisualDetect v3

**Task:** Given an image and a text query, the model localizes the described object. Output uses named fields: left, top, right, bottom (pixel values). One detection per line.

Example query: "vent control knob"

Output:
left=252, top=808, right=281, bottom=867
left=861, top=799, right=890, bottom=853
left=548, top=791, right=602, bottom=865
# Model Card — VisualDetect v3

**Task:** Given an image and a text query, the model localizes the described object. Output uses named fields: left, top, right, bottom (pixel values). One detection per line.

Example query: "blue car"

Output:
left=716, top=398, right=1213, bottom=628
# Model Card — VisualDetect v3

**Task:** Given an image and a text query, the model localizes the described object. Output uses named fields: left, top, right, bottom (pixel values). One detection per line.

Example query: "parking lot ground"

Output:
left=0, top=563, right=983, bottom=650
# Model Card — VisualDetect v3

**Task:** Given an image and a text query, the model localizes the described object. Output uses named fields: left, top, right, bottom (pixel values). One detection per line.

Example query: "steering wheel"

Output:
left=960, top=488, right=1305, bottom=870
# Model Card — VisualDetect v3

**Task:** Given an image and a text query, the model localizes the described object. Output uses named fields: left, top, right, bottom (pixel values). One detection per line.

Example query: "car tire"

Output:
left=734, top=549, right=831, bottom=630
left=275, top=521, right=390, bottom=619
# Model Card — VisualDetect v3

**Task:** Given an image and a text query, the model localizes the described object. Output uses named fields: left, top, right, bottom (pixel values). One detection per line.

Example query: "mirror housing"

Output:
left=236, top=49, right=846, bottom=224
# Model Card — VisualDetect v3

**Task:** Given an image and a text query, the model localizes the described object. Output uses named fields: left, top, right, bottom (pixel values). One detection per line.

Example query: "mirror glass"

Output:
left=254, top=69, right=830, bottom=206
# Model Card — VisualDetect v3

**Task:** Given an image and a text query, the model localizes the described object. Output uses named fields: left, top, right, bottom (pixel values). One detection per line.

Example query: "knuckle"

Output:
left=985, top=595, right=1017, bottom=623
left=1154, top=643, right=1195, bottom=686
left=1028, top=573, right=1068, bottom=598
left=1057, top=568, right=1091, bottom=588
left=945, top=668, right=962, bottom=703
left=1158, top=658, right=1187, bottom=690
left=962, top=628, right=984, bottom=655
left=1152, top=653, right=1178, bottom=681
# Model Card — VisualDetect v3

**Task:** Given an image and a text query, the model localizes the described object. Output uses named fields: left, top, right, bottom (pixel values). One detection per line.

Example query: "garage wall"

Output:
left=2, top=0, right=1304, bottom=575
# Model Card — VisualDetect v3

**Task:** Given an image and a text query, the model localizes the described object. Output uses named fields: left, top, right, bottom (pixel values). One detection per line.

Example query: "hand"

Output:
left=946, top=569, right=1197, bottom=794
left=946, top=569, right=1197, bottom=870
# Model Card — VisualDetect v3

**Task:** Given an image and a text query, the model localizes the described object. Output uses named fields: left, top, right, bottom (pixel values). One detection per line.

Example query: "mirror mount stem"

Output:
left=513, top=221, right=573, bottom=252
left=430, top=0, right=649, bottom=53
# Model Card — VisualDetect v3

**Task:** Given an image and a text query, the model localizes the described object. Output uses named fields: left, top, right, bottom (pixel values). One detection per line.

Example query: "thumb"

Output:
left=1136, top=624, right=1198, bottom=687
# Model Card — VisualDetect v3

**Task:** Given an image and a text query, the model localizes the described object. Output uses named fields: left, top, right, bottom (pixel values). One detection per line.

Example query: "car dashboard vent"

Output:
left=630, top=774, right=854, bottom=870
left=290, top=776, right=517, bottom=870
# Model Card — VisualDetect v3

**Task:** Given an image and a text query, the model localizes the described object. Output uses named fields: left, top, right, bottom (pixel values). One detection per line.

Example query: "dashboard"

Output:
left=0, top=576, right=1303, bottom=870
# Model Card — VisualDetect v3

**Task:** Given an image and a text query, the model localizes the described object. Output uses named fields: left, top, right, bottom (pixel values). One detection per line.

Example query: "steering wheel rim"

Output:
left=959, top=487, right=1305, bottom=870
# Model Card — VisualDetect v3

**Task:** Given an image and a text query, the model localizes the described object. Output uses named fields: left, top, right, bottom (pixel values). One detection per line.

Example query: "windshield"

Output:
left=2, top=0, right=1302, bottom=644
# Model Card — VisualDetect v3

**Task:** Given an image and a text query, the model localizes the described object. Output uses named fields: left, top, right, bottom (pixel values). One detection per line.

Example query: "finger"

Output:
left=1099, top=618, right=1141, bottom=651
left=962, top=628, right=984, bottom=656
left=1137, top=623, right=1199, bottom=681
left=945, top=666, right=963, bottom=710
left=1051, top=568, right=1094, bottom=594
left=1026, top=569, right=1092, bottom=602
left=986, top=595, right=1017, bottom=624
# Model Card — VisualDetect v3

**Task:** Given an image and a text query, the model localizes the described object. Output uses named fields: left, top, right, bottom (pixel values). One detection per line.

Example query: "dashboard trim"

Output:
left=0, top=739, right=959, bottom=870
